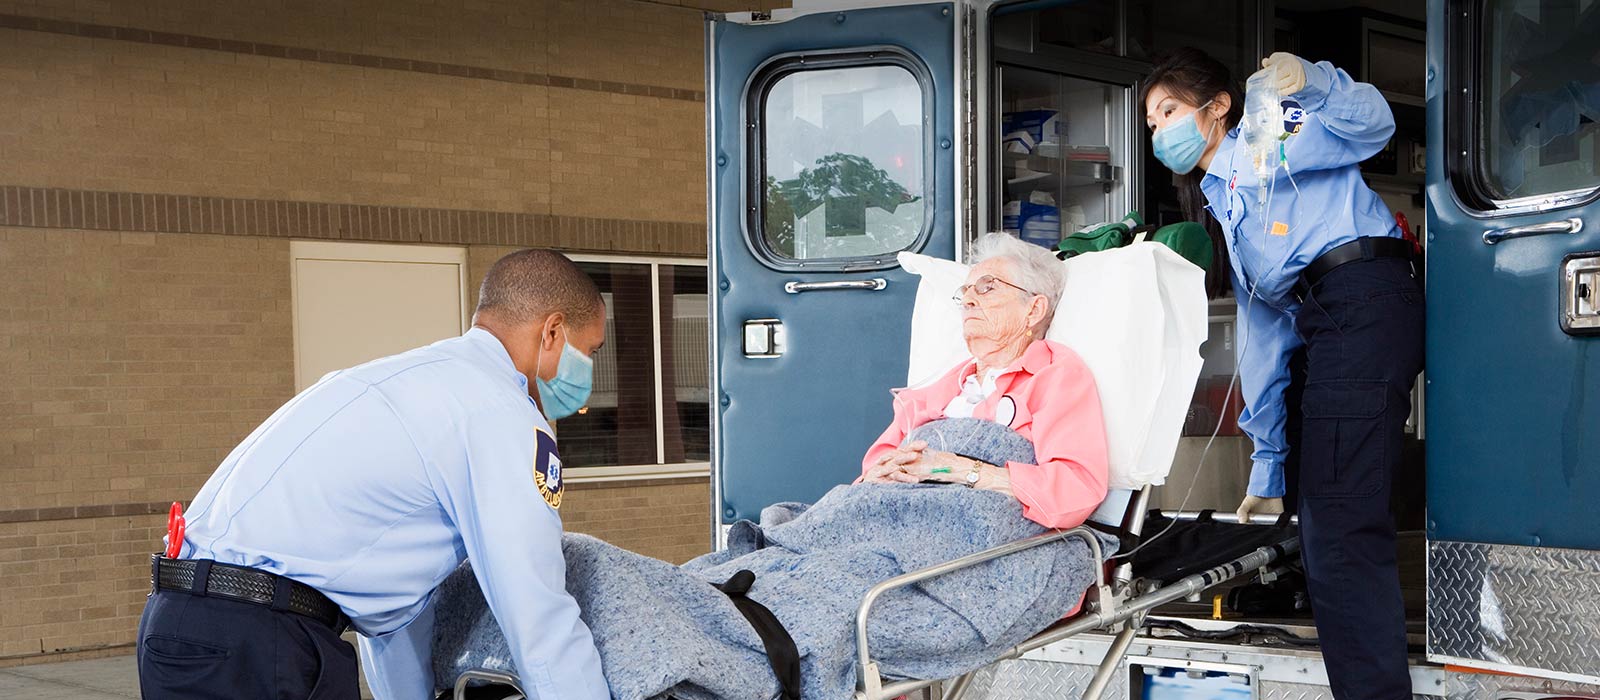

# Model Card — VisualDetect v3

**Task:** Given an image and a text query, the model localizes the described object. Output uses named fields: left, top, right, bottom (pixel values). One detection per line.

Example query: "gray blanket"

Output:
left=432, top=483, right=1112, bottom=700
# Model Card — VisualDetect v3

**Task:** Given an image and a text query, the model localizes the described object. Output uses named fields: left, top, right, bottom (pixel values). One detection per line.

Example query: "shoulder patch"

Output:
left=1280, top=99, right=1306, bottom=135
left=532, top=428, right=563, bottom=510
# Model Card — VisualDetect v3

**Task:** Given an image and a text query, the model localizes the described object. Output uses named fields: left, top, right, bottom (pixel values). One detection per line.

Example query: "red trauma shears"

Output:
left=165, top=502, right=185, bottom=559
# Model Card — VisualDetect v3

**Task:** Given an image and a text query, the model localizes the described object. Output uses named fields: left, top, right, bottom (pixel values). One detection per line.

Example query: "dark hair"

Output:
left=475, top=249, right=604, bottom=328
left=1141, top=47, right=1244, bottom=298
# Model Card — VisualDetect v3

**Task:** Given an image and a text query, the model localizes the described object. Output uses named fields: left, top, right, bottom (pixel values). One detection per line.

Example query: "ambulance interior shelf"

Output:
left=999, top=66, right=1126, bottom=250
left=1004, top=152, right=1119, bottom=191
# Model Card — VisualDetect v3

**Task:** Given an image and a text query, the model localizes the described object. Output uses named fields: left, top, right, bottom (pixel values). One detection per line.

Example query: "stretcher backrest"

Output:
left=1087, top=489, right=1133, bottom=528
left=899, top=243, right=1209, bottom=492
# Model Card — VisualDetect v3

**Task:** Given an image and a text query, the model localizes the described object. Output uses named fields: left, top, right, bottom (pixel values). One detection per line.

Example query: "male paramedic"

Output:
left=136, top=249, right=612, bottom=700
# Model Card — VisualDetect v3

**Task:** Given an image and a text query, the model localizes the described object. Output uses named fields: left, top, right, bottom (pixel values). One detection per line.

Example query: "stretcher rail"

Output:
left=853, top=521, right=1301, bottom=700
left=853, top=526, right=1107, bottom=699
left=454, top=669, right=523, bottom=700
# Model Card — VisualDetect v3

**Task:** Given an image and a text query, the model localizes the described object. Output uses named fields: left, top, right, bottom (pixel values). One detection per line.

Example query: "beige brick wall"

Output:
left=0, top=228, right=295, bottom=659
left=548, top=89, right=705, bottom=223
left=0, top=0, right=760, bottom=662
left=0, top=0, right=762, bottom=231
left=0, top=514, right=165, bottom=660
left=0, top=229, right=296, bottom=514
left=565, top=480, right=711, bottom=566
left=0, top=0, right=785, bottom=93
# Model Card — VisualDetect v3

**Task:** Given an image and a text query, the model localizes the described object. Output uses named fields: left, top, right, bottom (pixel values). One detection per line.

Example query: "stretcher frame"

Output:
left=445, top=492, right=1299, bottom=700
left=852, top=487, right=1301, bottom=700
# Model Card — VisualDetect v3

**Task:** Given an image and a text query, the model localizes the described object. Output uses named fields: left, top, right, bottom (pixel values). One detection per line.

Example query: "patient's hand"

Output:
left=889, top=448, right=972, bottom=484
left=862, top=441, right=927, bottom=483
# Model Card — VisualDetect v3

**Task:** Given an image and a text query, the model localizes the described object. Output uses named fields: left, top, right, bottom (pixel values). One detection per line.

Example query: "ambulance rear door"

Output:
left=706, top=3, right=965, bottom=527
left=1425, top=0, right=1600, bottom=683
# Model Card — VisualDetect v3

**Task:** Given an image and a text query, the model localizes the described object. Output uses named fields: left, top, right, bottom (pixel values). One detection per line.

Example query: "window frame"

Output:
left=742, top=45, right=938, bottom=271
left=1448, top=0, right=1600, bottom=217
left=561, top=253, right=710, bottom=484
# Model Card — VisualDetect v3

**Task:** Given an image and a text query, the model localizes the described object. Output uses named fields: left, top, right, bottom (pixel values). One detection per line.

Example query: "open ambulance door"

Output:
left=1426, top=0, right=1600, bottom=683
left=706, top=3, right=966, bottom=531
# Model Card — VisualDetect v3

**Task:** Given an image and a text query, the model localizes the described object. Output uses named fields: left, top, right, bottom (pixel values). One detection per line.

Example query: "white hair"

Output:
left=968, top=231, right=1066, bottom=334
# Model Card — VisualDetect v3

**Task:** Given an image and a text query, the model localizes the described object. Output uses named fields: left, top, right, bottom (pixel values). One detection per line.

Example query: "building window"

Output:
left=553, top=258, right=709, bottom=478
left=748, top=49, right=935, bottom=269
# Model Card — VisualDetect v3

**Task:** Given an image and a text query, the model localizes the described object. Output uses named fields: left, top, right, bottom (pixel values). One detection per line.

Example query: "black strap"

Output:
left=715, top=570, right=801, bottom=700
left=1083, top=520, right=1137, bottom=554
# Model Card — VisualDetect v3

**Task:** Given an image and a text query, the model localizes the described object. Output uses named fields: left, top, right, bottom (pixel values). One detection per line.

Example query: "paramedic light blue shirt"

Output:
left=178, top=328, right=608, bottom=700
left=1198, top=58, right=1400, bottom=499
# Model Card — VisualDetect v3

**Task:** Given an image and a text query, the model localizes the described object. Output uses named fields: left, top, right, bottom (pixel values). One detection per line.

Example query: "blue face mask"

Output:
left=535, top=328, right=594, bottom=421
left=1152, top=100, right=1217, bottom=175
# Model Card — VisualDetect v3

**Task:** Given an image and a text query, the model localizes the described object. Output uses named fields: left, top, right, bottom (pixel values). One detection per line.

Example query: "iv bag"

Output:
left=1242, top=69, right=1283, bottom=187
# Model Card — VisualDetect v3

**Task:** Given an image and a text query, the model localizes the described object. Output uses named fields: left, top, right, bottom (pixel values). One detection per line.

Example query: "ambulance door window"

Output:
left=749, top=53, right=932, bottom=267
left=1474, top=0, right=1600, bottom=204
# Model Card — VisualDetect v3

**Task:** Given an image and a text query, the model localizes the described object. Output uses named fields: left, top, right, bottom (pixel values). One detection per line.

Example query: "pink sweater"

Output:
left=862, top=339, right=1111, bottom=530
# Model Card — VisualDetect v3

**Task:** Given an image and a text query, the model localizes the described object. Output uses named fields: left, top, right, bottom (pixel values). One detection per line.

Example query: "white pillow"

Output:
left=897, top=243, right=1208, bottom=490
left=899, top=252, right=973, bottom=388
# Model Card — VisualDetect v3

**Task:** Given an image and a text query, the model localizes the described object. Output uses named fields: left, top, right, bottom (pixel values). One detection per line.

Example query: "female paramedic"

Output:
left=1142, top=48, right=1423, bottom=700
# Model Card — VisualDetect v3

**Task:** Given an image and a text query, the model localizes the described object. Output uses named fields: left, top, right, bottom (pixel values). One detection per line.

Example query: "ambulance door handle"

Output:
left=784, top=278, right=887, bottom=294
left=742, top=319, right=785, bottom=358
left=1482, top=217, right=1583, bottom=245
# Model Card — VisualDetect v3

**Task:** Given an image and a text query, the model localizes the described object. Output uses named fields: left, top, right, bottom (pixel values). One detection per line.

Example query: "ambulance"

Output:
left=704, top=0, right=1600, bottom=697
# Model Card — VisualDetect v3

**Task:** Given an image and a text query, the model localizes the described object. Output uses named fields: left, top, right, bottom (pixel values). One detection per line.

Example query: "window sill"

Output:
left=564, top=462, right=711, bottom=485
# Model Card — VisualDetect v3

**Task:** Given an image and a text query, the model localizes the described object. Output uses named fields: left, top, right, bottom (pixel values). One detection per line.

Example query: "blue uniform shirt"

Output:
left=178, top=328, right=608, bottom=700
left=1199, top=59, right=1400, bottom=498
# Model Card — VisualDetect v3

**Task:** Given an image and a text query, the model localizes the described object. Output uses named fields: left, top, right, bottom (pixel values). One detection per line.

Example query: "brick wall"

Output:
left=0, top=0, right=767, bottom=663
left=565, top=479, right=711, bottom=566
left=0, top=228, right=295, bottom=660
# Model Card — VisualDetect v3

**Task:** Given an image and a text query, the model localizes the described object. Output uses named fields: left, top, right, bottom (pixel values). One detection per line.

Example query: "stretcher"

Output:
left=851, top=490, right=1301, bottom=700
left=839, top=245, right=1307, bottom=698
left=443, top=497, right=1300, bottom=700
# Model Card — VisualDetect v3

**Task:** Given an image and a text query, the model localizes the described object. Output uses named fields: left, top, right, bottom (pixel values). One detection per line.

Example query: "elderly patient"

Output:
left=862, top=232, right=1110, bottom=530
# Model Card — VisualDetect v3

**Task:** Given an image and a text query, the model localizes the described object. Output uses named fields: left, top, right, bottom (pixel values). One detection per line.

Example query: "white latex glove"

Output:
left=1236, top=495, right=1285, bottom=524
left=1261, top=52, right=1307, bottom=96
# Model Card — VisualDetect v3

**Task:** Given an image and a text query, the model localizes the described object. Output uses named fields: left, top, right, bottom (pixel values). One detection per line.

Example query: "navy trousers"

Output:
left=1291, top=255, right=1424, bottom=700
left=137, top=589, right=359, bottom=700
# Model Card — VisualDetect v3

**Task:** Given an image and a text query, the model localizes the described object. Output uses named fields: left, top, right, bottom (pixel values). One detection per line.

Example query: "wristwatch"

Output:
left=965, top=460, right=983, bottom=488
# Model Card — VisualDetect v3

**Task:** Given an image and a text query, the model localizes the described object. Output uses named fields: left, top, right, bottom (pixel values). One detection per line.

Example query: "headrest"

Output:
left=898, top=243, right=1208, bottom=490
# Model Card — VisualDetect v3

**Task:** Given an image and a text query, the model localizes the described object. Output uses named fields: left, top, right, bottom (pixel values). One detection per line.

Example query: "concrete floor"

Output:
left=0, top=656, right=139, bottom=699
left=0, top=652, right=376, bottom=699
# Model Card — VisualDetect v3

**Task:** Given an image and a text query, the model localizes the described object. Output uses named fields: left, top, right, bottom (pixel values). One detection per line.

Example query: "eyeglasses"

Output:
left=952, top=274, right=1035, bottom=305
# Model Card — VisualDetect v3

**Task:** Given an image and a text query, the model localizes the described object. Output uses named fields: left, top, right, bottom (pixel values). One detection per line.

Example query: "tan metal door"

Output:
left=290, top=241, right=468, bottom=391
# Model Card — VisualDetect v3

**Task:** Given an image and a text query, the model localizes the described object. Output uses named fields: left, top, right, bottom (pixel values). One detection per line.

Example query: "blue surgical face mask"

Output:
left=1152, top=100, right=1218, bottom=175
left=535, top=327, right=594, bottom=421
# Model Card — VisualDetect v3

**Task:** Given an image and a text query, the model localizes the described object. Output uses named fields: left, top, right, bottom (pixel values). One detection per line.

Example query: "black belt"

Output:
left=1294, top=236, right=1416, bottom=301
left=152, top=555, right=349, bottom=633
left=715, top=570, right=801, bottom=700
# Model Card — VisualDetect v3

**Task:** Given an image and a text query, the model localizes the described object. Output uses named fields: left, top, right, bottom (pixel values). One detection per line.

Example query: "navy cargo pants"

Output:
left=1290, top=255, right=1424, bottom=700
left=138, top=588, right=359, bottom=699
